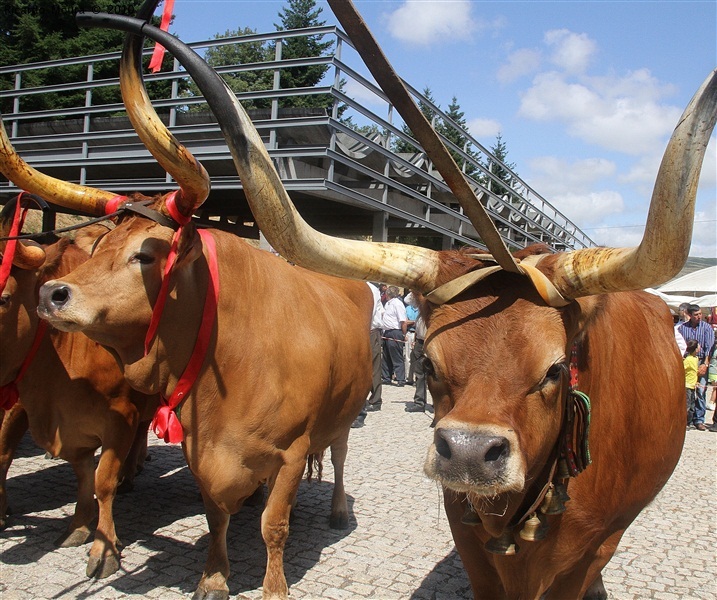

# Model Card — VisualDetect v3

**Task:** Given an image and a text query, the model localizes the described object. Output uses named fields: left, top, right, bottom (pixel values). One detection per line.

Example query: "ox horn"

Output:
left=118, top=0, right=210, bottom=218
left=537, top=69, right=717, bottom=298
left=0, top=118, right=123, bottom=216
left=0, top=195, right=46, bottom=269
left=77, top=13, right=444, bottom=292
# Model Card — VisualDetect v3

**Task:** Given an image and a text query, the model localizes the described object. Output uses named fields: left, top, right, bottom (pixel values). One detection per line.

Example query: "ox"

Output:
left=92, top=10, right=717, bottom=599
left=0, top=9, right=372, bottom=600
left=0, top=198, right=157, bottom=579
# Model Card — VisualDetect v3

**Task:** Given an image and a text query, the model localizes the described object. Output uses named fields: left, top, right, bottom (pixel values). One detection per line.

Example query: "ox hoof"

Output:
left=55, top=527, right=92, bottom=547
left=329, top=512, right=349, bottom=530
left=86, top=553, right=120, bottom=579
left=116, top=478, right=135, bottom=495
left=191, top=590, right=229, bottom=600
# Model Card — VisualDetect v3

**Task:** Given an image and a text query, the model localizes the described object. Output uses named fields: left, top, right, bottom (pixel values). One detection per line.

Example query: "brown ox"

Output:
left=91, top=10, right=716, bottom=599
left=0, top=8, right=372, bottom=600
left=0, top=203, right=156, bottom=579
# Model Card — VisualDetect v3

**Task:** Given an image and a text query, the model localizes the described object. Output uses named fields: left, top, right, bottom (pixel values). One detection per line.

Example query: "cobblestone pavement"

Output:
left=1, top=385, right=715, bottom=599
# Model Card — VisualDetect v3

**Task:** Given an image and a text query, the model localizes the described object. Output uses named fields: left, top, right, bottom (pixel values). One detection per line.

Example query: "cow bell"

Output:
left=519, top=513, right=547, bottom=542
left=484, top=528, right=519, bottom=555
left=461, top=505, right=481, bottom=526
left=540, top=485, right=567, bottom=515
left=555, top=482, right=571, bottom=504
left=556, top=458, right=571, bottom=481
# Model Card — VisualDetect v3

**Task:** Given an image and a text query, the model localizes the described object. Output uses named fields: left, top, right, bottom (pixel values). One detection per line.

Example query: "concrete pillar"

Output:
left=372, top=211, right=388, bottom=242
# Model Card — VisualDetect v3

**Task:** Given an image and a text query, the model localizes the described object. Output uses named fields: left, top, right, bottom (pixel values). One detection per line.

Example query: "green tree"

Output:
left=437, top=95, right=481, bottom=179
left=189, top=27, right=273, bottom=111
left=273, top=0, right=334, bottom=110
left=485, top=133, right=517, bottom=197
left=0, top=0, right=177, bottom=117
left=392, top=87, right=439, bottom=154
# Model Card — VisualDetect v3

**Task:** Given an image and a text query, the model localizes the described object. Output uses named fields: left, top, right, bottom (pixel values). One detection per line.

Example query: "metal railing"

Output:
left=0, top=25, right=595, bottom=251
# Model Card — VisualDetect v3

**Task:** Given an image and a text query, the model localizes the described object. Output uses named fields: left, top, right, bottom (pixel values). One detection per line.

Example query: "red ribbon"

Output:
left=104, top=194, right=128, bottom=215
left=148, top=0, right=175, bottom=74
left=0, top=321, right=47, bottom=410
left=149, top=229, right=219, bottom=443
left=0, top=193, right=30, bottom=295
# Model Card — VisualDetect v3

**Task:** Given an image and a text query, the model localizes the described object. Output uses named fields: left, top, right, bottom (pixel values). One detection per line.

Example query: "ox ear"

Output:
left=174, top=223, right=204, bottom=269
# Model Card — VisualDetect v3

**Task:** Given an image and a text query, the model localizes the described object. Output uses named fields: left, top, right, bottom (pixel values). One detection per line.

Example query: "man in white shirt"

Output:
left=380, top=286, right=408, bottom=389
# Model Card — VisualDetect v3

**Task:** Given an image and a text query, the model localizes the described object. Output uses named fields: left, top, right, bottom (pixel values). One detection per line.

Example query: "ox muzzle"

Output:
left=37, top=281, right=83, bottom=332
left=425, top=423, right=524, bottom=494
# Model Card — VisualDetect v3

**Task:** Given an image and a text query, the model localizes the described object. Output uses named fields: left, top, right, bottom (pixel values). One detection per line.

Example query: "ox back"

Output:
left=420, top=264, right=684, bottom=599
left=0, top=231, right=157, bottom=580
left=37, top=215, right=373, bottom=599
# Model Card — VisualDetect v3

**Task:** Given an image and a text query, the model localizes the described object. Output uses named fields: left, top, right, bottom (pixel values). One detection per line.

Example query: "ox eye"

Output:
left=0, top=294, right=9, bottom=307
left=542, top=363, right=566, bottom=386
left=130, top=252, right=155, bottom=265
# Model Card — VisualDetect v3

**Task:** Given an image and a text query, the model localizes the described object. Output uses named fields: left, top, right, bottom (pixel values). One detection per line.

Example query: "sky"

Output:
left=165, top=0, right=716, bottom=258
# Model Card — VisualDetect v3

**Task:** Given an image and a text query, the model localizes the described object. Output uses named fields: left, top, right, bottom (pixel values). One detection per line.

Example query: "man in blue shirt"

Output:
left=679, top=305, right=715, bottom=430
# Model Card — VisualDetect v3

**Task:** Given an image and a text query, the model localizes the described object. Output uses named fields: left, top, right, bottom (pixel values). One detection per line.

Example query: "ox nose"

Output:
left=433, top=428, right=511, bottom=483
left=39, top=282, right=72, bottom=311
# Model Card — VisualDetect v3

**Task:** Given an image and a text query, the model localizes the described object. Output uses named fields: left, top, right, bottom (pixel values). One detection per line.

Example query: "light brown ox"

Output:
left=0, top=203, right=157, bottom=579
left=0, top=11, right=373, bottom=600
left=92, top=14, right=717, bottom=600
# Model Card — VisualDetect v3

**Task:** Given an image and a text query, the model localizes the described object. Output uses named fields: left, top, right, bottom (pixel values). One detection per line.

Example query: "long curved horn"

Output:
left=0, top=194, right=46, bottom=269
left=120, top=0, right=210, bottom=217
left=77, top=13, right=444, bottom=291
left=0, top=118, right=123, bottom=216
left=537, top=69, right=717, bottom=298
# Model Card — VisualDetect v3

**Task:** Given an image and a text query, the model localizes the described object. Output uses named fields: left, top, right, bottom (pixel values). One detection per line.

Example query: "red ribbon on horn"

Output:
left=0, top=192, right=30, bottom=295
left=148, top=0, right=175, bottom=74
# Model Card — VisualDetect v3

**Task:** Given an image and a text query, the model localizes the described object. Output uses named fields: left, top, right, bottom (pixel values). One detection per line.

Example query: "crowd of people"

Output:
left=677, top=303, right=717, bottom=432
left=351, top=284, right=429, bottom=429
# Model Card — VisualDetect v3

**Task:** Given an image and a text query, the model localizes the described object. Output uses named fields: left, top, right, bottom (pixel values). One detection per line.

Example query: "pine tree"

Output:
left=485, top=133, right=517, bottom=198
left=437, top=95, right=481, bottom=178
left=273, top=0, right=334, bottom=110
left=393, top=87, right=440, bottom=154
left=0, top=0, right=177, bottom=117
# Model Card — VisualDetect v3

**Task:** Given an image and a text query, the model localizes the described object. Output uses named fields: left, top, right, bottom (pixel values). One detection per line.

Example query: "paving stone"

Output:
left=1, top=389, right=714, bottom=598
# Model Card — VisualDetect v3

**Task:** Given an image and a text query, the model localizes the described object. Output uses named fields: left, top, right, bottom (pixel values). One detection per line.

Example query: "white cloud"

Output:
left=497, top=48, right=542, bottom=84
left=344, top=77, right=384, bottom=107
left=544, top=29, right=597, bottom=74
left=690, top=205, right=717, bottom=258
left=518, top=70, right=682, bottom=155
left=546, top=190, right=624, bottom=226
left=467, top=117, right=502, bottom=138
left=385, top=0, right=479, bottom=45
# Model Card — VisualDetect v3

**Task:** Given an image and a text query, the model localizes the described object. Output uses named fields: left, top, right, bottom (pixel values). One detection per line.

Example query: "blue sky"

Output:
left=166, top=0, right=716, bottom=257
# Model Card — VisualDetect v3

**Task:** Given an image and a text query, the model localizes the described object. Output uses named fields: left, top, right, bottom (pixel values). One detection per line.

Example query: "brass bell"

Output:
left=484, top=528, right=519, bottom=555
left=461, top=505, right=481, bottom=526
left=555, top=482, right=571, bottom=504
left=556, top=458, right=571, bottom=481
left=540, top=485, right=567, bottom=515
left=519, top=512, right=547, bottom=542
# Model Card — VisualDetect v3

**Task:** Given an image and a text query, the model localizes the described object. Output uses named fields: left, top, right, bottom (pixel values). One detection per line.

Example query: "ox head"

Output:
left=0, top=4, right=211, bottom=371
left=103, top=12, right=716, bottom=535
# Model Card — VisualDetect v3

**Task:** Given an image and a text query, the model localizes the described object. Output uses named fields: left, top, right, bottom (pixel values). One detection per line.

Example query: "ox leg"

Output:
left=193, top=489, right=231, bottom=600
left=328, top=431, right=350, bottom=529
left=86, top=408, right=142, bottom=578
left=117, top=420, right=151, bottom=494
left=261, top=459, right=306, bottom=600
left=0, top=405, right=29, bottom=529
left=56, top=451, right=96, bottom=548
left=546, top=529, right=624, bottom=599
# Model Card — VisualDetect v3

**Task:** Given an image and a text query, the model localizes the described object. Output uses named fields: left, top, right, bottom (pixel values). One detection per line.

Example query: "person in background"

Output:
left=678, top=305, right=714, bottom=431
left=405, top=298, right=428, bottom=414
left=707, top=339, right=717, bottom=432
left=684, top=339, right=700, bottom=430
left=381, top=286, right=408, bottom=388
left=352, top=282, right=384, bottom=428
left=404, top=293, right=419, bottom=385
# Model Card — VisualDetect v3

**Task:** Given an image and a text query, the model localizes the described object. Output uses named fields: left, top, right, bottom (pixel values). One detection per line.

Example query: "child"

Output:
left=684, top=339, right=701, bottom=430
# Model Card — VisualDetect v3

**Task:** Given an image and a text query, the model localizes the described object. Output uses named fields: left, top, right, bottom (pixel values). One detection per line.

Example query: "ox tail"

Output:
left=306, top=452, right=324, bottom=483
